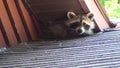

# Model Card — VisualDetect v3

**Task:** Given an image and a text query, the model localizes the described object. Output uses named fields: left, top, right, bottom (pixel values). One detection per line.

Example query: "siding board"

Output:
left=18, top=0, right=38, bottom=40
left=0, top=0, right=41, bottom=47
left=14, top=0, right=32, bottom=41
left=0, top=19, right=7, bottom=47
left=4, top=0, right=21, bottom=43
left=0, top=0, right=18, bottom=46
left=6, top=0, right=28, bottom=42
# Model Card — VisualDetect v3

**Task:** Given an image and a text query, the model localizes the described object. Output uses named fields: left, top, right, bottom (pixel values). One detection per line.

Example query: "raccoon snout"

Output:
left=77, top=29, right=82, bottom=33
left=76, top=27, right=85, bottom=35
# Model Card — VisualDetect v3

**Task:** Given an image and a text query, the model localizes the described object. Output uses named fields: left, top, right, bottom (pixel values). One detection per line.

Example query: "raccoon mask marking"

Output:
left=66, top=12, right=95, bottom=35
left=47, top=11, right=95, bottom=38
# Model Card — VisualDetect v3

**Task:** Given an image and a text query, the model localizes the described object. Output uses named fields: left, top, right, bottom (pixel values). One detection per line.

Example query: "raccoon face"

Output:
left=81, top=12, right=95, bottom=35
left=66, top=12, right=95, bottom=35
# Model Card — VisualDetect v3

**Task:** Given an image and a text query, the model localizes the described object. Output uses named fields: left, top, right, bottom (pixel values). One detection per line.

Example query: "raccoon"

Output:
left=47, top=11, right=95, bottom=38
left=66, top=12, right=95, bottom=35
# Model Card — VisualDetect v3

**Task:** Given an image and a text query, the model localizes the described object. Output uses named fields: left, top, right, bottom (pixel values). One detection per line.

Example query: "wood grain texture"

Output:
left=94, top=0, right=114, bottom=28
left=0, top=0, right=18, bottom=46
left=0, top=19, right=6, bottom=47
left=18, top=0, right=39, bottom=40
left=0, top=31, right=120, bottom=67
left=6, top=0, right=28, bottom=42
left=0, top=0, right=40, bottom=47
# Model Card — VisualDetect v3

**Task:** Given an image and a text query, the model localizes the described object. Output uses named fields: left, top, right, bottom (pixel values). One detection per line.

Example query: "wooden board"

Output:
left=0, top=19, right=7, bottom=47
left=6, top=0, right=28, bottom=42
left=18, top=0, right=38, bottom=40
left=0, top=0, right=18, bottom=46
left=1, top=31, right=120, bottom=67
left=0, top=0, right=40, bottom=47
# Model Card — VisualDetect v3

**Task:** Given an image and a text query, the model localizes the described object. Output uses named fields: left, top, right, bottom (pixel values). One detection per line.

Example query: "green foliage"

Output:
left=100, top=0, right=106, bottom=6
left=100, top=0, right=120, bottom=18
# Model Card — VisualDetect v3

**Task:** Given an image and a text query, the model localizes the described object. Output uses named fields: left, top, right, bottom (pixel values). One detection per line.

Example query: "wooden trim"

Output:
left=22, top=0, right=43, bottom=38
left=3, top=0, right=21, bottom=43
left=0, top=19, right=8, bottom=47
left=14, top=0, right=32, bottom=41
left=78, top=0, right=89, bottom=13
left=18, top=0, right=39, bottom=40
left=0, top=0, right=42, bottom=47
left=0, top=0, right=18, bottom=46
left=22, top=0, right=58, bottom=38
left=6, top=0, right=28, bottom=42
left=94, top=0, right=114, bottom=28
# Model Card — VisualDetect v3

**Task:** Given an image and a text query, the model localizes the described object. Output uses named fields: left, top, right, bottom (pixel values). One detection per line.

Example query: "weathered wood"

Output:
left=0, top=31, right=120, bottom=67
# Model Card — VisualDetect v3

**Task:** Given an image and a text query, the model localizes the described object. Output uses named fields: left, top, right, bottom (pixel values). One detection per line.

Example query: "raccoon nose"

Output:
left=77, top=29, right=82, bottom=33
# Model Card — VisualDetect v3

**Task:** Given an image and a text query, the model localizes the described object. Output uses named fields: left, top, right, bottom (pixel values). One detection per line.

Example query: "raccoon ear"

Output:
left=87, top=13, right=94, bottom=20
left=67, top=12, right=77, bottom=19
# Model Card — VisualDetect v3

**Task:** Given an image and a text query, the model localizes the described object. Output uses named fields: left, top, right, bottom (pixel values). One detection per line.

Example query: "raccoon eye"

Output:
left=83, top=22, right=86, bottom=25
left=83, top=22, right=90, bottom=30
left=70, top=22, right=80, bottom=29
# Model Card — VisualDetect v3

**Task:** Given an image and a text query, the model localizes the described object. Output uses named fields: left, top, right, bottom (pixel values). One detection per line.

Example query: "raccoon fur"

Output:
left=66, top=12, right=95, bottom=35
left=47, top=11, right=95, bottom=38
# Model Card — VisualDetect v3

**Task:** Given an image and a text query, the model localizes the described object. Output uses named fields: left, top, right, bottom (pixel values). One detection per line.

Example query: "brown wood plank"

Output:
left=0, top=31, right=6, bottom=47
left=22, top=0, right=44, bottom=38
left=0, top=0, right=18, bottom=46
left=30, top=15, right=43, bottom=37
left=0, top=19, right=10, bottom=47
left=78, top=0, right=90, bottom=13
left=6, top=0, right=28, bottom=42
left=94, top=0, right=114, bottom=28
left=3, top=0, right=21, bottom=43
left=18, top=0, right=39, bottom=40
left=14, top=0, right=32, bottom=41
left=0, top=19, right=6, bottom=47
